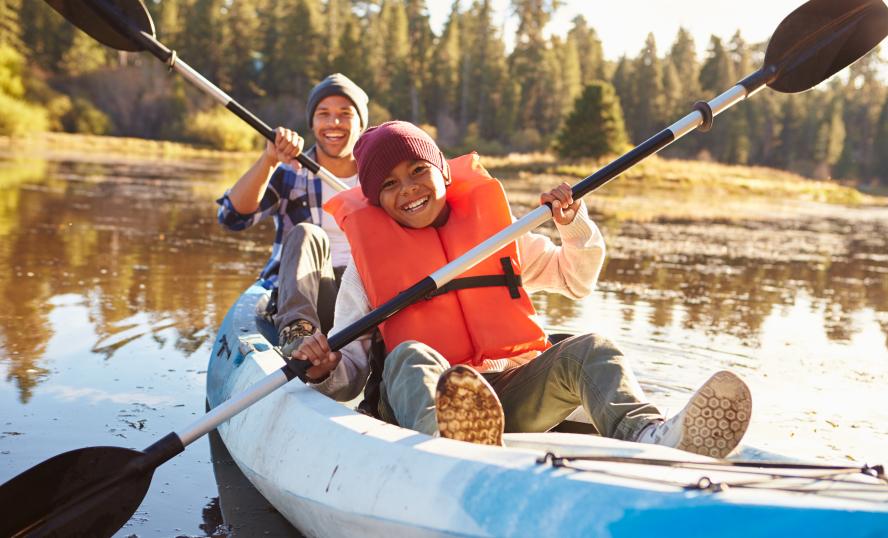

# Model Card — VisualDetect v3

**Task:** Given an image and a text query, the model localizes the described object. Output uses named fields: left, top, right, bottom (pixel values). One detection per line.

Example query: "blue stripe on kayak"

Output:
left=461, top=465, right=888, bottom=537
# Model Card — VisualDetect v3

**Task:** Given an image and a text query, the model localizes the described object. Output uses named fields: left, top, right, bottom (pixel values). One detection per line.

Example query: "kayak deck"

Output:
left=207, top=284, right=888, bottom=537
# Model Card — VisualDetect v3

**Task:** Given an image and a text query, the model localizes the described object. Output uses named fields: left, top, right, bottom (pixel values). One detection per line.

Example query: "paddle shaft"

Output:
left=172, top=69, right=776, bottom=446
left=84, top=0, right=347, bottom=191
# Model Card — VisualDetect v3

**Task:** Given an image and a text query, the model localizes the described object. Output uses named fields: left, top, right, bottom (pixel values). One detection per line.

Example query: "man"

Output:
left=217, top=73, right=368, bottom=352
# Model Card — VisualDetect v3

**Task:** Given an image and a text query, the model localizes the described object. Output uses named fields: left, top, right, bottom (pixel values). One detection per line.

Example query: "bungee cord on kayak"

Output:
left=535, top=451, right=888, bottom=494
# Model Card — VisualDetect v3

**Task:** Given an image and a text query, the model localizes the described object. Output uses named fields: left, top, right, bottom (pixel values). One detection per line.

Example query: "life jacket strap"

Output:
left=425, top=257, right=523, bottom=300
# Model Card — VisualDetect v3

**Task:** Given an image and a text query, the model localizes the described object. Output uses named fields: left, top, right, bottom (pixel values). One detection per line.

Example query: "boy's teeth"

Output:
left=404, top=197, right=428, bottom=211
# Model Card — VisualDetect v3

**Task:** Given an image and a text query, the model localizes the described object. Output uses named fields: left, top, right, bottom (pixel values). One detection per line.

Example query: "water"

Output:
left=0, top=153, right=886, bottom=536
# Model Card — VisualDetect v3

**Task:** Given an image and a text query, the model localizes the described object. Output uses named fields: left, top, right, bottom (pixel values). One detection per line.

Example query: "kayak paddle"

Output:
left=2, top=0, right=886, bottom=536
left=43, top=0, right=349, bottom=191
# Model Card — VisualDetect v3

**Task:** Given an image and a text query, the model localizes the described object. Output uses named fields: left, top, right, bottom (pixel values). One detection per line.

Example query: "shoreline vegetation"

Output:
left=0, top=132, right=255, bottom=162
left=1, top=132, right=884, bottom=223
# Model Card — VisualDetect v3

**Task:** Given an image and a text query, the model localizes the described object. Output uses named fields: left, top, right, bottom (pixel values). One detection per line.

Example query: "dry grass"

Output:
left=0, top=132, right=255, bottom=161
left=483, top=153, right=885, bottom=222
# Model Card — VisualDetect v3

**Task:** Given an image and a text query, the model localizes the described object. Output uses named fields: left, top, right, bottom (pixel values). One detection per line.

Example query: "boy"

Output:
left=291, top=121, right=751, bottom=458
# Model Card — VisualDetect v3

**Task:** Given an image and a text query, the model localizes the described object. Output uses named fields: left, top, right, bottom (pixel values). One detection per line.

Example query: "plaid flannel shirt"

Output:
left=216, top=147, right=327, bottom=288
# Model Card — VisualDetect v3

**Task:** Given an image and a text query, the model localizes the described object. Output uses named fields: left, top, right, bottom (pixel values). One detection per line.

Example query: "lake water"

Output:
left=0, top=153, right=886, bottom=537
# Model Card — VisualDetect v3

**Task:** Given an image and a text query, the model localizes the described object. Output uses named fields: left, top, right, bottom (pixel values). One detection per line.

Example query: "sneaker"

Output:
left=636, top=370, right=752, bottom=458
left=435, top=365, right=504, bottom=446
left=255, top=289, right=278, bottom=323
left=278, top=319, right=317, bottom=357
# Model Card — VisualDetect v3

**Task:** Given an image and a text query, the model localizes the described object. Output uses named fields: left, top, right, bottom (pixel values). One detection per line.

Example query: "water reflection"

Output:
left=0, top=156, right=259, bottom=403
left=593, top=218, right=888, bottom=346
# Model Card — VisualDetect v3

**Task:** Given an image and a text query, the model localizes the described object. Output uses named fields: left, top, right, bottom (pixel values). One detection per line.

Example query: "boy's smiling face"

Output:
left=378, top=159, right=450, bottom=229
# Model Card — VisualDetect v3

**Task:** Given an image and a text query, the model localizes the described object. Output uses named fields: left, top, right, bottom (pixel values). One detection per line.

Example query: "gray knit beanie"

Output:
left=306, top=73, right=369, bottom=130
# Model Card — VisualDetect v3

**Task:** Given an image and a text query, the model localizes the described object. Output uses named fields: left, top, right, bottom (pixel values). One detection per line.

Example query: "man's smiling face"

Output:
left=312, top=95, right=361, bottom=160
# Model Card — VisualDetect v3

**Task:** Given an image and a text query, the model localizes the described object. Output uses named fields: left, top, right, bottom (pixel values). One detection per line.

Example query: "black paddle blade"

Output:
left=44, top=0, right=155, bottom=52
left=0, top=446, right=153, bottom=537
left=766, top=0, right=888, bottom=93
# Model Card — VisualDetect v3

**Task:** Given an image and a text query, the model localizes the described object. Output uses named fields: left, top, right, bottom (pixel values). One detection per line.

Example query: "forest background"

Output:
left=1, top=0, right=887, bottom=185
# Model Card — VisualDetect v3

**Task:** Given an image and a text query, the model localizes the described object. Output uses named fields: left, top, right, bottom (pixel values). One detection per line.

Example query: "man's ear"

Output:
left=442, top=161, right=452, bottom=186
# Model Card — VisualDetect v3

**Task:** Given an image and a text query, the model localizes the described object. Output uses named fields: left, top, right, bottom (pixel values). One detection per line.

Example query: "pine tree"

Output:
left=567, top=15, right=604, bottom=84
left=699, top=37, right=735, bottom=96
left=874, top=95, right=888, bottom=185
left=380, top=0, right=411, bottom=119
left=467, top=0, right=513, bottom=142
left=723, top=32, right=751, bottom=164
left=509, top=0, right=562, bottom=136
left=180, top=0, right=227, bottom=87
left=405, top=0, right=434, bottom=123
left=775, top=96, right=805, bottom=169
left=332, top=16, right=370, bottom=91
left=556, top=81, right=628, bottom=159
left=0, top=0, right=21, bottom=50
left=538, top=37, right=565, bottom=137
left=428, top=0, right=461, bottom=138
left=224, top=1, right=261, bottom=100
left=59, top=29, right=109, bottom=76
left=698, top=36, right=736, bottom=160
left=321, top=0, right=352, bottom=73
left=835, top=51, right=887, bottom=179
left=610, top=56, right=636, bottom=139
left=156, top=0, right=184, bottom=46
left=660, top=61, right=682, bottom=123
left=19, top=0, right=74, bottom=71
left=663, top=27, right=701, bottom=155
left=813, top=95, right=846, bottom=177
left=743, top=40, right=780, bottom=165
left=0, top=37, right=24, bottom=98
left=559, top=35, right=582, bottom=121
left=261, top=0, right=323, bottom=100
left=629, top=33, right=666, bottom=139
left=668, top=28, right=700, bottom=99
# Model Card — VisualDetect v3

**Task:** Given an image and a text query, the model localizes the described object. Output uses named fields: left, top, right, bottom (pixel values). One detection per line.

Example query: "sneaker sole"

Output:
left=676, top=371, right=752, bottom=459
left=435, top=365, right=504, bottom=446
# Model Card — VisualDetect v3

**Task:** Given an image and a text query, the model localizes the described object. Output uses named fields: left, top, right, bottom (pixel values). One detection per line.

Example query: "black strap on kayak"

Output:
left=425, top=257, right=522, bottom=300
left=356, top=330, right=388, bottom=420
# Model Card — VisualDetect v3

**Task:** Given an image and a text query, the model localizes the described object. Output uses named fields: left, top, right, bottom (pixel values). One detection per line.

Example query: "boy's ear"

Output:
left=442, top=160, right=452, bottom=186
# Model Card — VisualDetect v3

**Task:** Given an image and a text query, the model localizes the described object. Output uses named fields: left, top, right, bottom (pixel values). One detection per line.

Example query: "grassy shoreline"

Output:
left=2, top=132, right=883, bottom=222
left=487, top=152, right=887, bottom=222
left=0, top=132, right=255, bottom=161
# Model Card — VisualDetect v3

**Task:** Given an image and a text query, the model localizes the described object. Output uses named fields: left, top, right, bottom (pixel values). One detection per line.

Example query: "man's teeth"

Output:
left=403, top=197, right=429, bottom=211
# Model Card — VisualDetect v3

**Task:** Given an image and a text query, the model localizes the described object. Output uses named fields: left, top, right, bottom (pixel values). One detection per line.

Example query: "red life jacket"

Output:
left=324, top=153, right=549, bottom=367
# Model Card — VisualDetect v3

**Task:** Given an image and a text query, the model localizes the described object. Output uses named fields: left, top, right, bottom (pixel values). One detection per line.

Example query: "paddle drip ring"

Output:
left=167, top=50, right=178, bottom=71
left=692, top=101, right=714, bottom=132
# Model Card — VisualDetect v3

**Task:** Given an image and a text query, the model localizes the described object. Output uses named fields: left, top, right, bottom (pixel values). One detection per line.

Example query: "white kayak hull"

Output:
left=207, top=284, right=888, bottom=537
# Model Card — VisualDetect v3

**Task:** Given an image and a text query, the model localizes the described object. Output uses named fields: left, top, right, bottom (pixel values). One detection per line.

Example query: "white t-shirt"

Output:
left=321, top=173, right=359, bottom=268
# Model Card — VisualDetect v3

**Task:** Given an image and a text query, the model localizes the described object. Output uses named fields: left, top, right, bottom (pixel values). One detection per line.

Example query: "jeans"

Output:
left=378, top=334, right=663, bottom=441
left=272, top=223, right=342, bottom=334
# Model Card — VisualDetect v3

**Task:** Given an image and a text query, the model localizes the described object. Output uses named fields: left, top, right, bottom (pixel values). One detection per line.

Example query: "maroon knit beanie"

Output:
left=354, top=121, right=450, bottom=206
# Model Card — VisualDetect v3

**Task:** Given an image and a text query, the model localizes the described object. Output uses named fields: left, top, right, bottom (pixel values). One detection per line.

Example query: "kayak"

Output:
left=207, top=283, right=888, bottom=537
